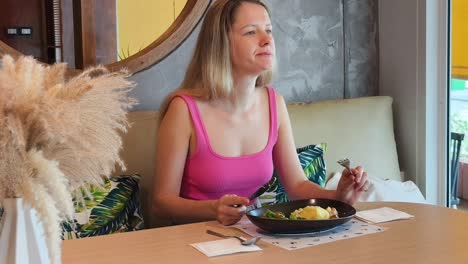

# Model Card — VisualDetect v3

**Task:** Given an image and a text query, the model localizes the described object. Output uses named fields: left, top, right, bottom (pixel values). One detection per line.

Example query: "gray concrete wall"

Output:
left=128, top=0, right=379, bottom=111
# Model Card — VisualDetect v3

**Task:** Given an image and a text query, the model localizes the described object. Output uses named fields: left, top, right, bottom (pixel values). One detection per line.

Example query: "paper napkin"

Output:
left=191, top=238, right=262, bottom=257
left=355, top=207, right=414, bottom=223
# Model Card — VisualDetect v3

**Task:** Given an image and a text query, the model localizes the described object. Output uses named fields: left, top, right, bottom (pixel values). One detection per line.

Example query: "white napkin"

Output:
left=191, top=238, right=262, bottom=257
left=355, top=207, right=414, bottom=223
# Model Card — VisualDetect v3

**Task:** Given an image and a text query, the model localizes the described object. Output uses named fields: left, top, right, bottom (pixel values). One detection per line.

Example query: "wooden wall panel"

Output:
left=73, top=0, right=116, bottom=68
left=0, top=0, right=46, bottom=62
left=62, top=0, right=75, bottom=67
left=72, top=0, right=96, bottom=68
left=93, top=0, right=117, bottom=65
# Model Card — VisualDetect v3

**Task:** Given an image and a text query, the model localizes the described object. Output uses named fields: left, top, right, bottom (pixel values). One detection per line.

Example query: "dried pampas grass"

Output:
left=0, top=55, right=137, bottom=263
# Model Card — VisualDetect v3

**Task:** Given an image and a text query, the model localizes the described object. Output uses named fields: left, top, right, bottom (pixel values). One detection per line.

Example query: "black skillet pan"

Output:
left=246, top=199, right=356, bottom=234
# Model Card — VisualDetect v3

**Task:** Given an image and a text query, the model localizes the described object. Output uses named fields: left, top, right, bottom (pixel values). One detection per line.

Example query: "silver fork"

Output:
left=337, top=158, right=369, bottom=191
left=337, top=158, right=353, bottom=175
left=206, top=229, right=261, bottom=246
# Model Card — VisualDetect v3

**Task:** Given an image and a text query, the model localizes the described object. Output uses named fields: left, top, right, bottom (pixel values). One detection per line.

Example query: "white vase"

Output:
left=0, top=198, right=51, bottom=264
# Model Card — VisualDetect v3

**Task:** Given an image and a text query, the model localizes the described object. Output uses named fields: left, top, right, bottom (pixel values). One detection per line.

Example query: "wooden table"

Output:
left=62, top=202, right=468, bottom=263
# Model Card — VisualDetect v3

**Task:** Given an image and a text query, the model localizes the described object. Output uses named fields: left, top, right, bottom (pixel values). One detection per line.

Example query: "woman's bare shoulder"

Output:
left=264, top=87, right=284, bottom=103
left=167, top=96, right=189, bottom=113
left=275, top=91, right=285, bottom=104
left=270, top=89, right=286, bottom=110
left=271, top=90, right=288, bottom=127
left=161, top=96, right=191, bottom=128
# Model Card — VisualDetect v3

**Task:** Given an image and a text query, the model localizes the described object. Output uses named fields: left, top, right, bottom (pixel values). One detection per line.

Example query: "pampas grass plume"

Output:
left=0, top=55, right=137, bottom=263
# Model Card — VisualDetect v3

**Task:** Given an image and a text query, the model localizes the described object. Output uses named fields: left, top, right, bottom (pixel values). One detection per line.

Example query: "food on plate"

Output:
left=262, top=206, right=338, bottom=220
left=263, top=209, right=288, bottom=219
left=290, top=206, right=338, bottom=220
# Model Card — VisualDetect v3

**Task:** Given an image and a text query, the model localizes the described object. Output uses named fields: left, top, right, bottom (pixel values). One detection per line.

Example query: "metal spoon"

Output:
left=206, top=229, right=261, bottom=246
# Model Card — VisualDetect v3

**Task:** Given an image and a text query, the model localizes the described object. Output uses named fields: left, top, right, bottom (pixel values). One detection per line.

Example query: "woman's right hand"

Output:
left=336, top=166, right=368, bottom=205
left=214, top=194, right=250, bottom=225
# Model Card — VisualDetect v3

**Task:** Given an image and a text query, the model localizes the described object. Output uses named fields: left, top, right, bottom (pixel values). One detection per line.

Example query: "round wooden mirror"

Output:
left=0, top=0, right=211, bottom=75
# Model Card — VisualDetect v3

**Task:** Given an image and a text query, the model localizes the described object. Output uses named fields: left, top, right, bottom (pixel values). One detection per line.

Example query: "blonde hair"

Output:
left=160, top=0, right=275, bottom=118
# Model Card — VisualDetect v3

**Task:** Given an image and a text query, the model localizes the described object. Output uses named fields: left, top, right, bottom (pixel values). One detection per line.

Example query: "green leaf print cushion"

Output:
left=62, top=174, right=144, bottom=240
left=258, top=143, right=327, bottom=205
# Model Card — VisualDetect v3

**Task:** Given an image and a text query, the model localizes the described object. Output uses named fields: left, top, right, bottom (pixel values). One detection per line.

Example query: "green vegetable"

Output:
left=262, top=209, right=287, bottom=219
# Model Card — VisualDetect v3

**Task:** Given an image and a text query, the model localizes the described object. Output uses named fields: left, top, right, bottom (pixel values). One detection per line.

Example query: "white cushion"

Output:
left=325, top=172, right=427, bottom=203
left=287, top=96, right=401, bottom=181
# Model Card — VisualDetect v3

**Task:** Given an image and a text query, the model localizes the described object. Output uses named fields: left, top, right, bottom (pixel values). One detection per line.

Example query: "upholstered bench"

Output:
left=116, top=96, right=402, bottom=227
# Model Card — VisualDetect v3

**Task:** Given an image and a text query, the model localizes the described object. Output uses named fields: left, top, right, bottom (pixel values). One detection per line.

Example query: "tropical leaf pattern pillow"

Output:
left=62, top=174, right=144, bottom=239
left=296, top=143, right=327, bottom=187
left=258, top=143, right=327, bottom=205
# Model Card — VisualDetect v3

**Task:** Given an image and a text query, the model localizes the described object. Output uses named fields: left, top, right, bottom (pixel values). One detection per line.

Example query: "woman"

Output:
left=153, top=0, right=368, bottom=226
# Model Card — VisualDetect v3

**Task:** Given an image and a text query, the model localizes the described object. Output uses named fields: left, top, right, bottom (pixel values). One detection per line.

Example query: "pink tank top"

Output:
left=178, top=88, right=278, bottom=201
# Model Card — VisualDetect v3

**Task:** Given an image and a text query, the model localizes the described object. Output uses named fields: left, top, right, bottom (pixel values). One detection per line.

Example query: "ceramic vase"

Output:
left=0, top=198, right=51, bottom=264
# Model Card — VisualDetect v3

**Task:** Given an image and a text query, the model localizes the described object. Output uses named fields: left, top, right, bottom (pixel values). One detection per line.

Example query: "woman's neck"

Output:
left=215, top=75, right=259, bottom=113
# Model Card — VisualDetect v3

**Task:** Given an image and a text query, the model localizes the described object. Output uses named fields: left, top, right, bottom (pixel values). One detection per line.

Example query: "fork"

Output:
left=206, top=229, right=261, bottom=246
left=337, top=158, right=368, bottom=191
left=337, top=158, right=354, bottom=175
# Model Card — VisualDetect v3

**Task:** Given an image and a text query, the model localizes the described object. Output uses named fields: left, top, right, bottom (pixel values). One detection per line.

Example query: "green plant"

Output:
left=118, top=44, right=143, bottom=61
left=450, top=113, right=468, bottom=159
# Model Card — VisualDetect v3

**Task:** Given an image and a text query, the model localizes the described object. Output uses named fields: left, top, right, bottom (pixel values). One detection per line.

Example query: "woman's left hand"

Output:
left=336, top=166, right=368, bottom=205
